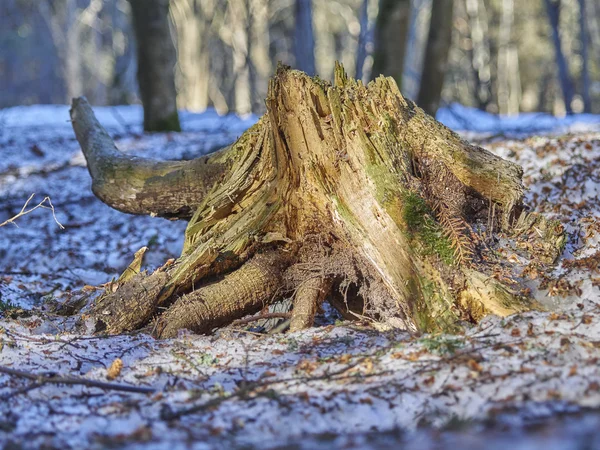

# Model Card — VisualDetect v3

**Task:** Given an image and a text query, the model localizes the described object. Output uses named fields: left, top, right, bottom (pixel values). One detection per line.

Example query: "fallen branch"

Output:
left=0, top=365, right=155, bottom=394
left=0, top=193, right=64, bottom=229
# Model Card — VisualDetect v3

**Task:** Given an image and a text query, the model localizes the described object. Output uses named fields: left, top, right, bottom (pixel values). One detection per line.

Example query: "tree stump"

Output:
left=70, top=64, right=564, bottom=338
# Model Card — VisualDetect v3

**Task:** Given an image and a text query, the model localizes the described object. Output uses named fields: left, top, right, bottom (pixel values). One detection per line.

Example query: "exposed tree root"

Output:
left=155, top=251, right=290, bottom=338
left=290, top=277, right=333, bottom=332
left=70, top=63, right=565, bottom=337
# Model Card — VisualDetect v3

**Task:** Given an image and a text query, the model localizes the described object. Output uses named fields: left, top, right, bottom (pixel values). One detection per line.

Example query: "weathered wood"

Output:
left=156, top=251, right=290, bottom=338
left=70, top=97, right=229, bottom=219
left=290, top=277, right=332, bottom=332
left=74, top=64, right=561, bottom=337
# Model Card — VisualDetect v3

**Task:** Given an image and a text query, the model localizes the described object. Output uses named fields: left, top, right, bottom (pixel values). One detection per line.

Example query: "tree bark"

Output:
left=416, top=0, right=455, bottom=117
left=129, top=0, right=181, bottom=131
left=371, top=0, right=410, bottom=90
left=71, top=64, right=564, bottom=338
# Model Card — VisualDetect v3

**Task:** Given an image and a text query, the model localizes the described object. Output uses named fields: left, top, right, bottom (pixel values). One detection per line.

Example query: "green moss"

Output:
left=401, top=191, right=454, bottom=265
left=0, top=297, right=16, bottom=315
left=419, top=334, right=465, bottom=355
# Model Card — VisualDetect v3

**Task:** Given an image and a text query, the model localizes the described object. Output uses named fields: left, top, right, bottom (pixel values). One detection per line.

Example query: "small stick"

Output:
left=0, top=365, right=155, bottom=394
left=0, top=194, right=64, bottom=229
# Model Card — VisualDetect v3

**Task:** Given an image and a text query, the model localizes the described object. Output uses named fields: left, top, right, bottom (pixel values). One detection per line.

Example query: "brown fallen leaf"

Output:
left=107, top=358, right=123, bottom=380
left=467, top=359, right=483, bottom=372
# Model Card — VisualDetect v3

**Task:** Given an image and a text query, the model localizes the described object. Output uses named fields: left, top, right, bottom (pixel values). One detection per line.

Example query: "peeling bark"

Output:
left=72, top=64, right=563, bottom=337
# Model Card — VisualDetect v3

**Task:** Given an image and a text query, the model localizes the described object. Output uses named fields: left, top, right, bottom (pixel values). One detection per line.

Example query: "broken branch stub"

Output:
left=72, top=63, right=561, bottom=337
left=70, top=97, right=230, bottom=219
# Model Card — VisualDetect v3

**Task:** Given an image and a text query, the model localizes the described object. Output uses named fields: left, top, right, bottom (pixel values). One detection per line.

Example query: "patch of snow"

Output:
left=1, top=105, right=600, bottom=448
left=438, top=103, right=600, bottom=135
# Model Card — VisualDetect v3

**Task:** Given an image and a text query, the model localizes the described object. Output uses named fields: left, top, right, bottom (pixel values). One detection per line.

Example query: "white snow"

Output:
left=1, top=104, right=600, bottom=449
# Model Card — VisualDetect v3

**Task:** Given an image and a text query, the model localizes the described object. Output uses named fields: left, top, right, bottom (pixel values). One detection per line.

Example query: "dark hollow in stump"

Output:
left=70, top=64, right=565, bottom=338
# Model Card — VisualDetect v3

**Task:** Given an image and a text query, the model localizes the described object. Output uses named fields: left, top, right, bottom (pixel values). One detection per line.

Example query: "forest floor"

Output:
left=1, top=105, right=600, bottom=449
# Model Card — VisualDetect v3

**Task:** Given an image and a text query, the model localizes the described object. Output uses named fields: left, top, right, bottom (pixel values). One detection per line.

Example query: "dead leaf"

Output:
left=107, top=358, right=123, bottom=380
left=467, top=359, right=483, bottom=372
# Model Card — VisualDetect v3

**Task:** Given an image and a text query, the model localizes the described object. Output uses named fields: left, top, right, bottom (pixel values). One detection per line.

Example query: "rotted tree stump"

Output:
left=70, top=63, right=564, bottom=338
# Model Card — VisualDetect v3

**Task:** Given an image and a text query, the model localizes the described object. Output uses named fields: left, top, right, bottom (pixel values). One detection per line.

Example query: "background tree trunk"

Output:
left=544, top=0, right=575, bottom=115
left=294, top=0, right=316, bottom=75
left=465, top=0, right=492, bottom=110
left=248, top=0, right=271, bottom=113
left=355, top=0, right=371, bottom=83
left=497, top=0, right=521, bottom=115
left=229, top=0, right=252, bottom=114
left=170, top=0, right=210, bottom=112
left=416, top=0, right=454, bottom=117
left=129, top=0, right=181, bottom=131
left=371, top=0, right=410, bottom=90
left=578, top=0, right=591, bottom=113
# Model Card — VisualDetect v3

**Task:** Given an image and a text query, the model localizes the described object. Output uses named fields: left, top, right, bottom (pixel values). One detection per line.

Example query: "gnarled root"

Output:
left=290, top=277, right=333, bottom=332
left=155, top=251, right=291, bottom=338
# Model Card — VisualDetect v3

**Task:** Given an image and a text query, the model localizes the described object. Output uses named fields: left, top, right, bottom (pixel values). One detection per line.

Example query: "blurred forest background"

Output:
left=1, top=0, right=599, bottom=117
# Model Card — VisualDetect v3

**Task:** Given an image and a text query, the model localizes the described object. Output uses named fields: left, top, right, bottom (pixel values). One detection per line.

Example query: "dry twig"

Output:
left=0, top=365, right=155, bottom=394
left=0, top=193, right=64, bottom=229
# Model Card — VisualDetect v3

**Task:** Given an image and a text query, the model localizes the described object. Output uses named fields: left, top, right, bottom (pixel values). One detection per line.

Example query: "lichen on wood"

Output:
left=70, top=63, right=564, bottom=338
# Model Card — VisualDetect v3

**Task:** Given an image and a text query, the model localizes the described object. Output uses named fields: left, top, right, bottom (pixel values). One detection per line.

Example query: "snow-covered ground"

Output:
left=1, top=104, right=600, bottom=449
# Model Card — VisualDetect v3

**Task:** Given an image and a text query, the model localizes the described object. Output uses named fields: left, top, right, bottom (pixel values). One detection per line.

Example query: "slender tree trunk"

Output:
left=465, top=0, right=492, bottom=110
left=355, top=0, right=371, bottom=83
left=544, top=0, right=575, bottom=115
left=294, top=0, right=316, bottom=75
left=108, top=0, right=137, bottom=105
left=129, top=0, right=181, bottom=131
left=578, top=0, right=591, bottom=113
left=507, top=46, right=521, bottom=114
left=586, top=0, right=600, bottom=72
left=371, top=0, right=411, bottom=90
left=170, top=0, right=210, bottom=112
left=416, top=0, right=455, bottom=117
left=229, top=0, right=252, bottom=114
left=64, top=0, right=83, bottom=102
left=497, top=0, right=521, bottom=115
left=39, top=0, right=83, bottom=103
left=249, top=0, right=271, bottom=113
